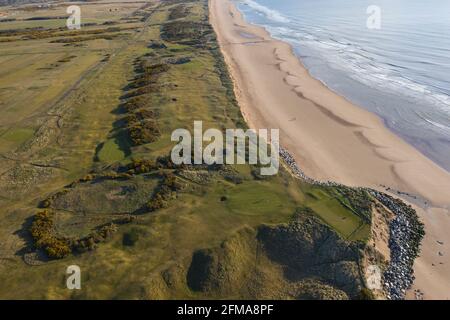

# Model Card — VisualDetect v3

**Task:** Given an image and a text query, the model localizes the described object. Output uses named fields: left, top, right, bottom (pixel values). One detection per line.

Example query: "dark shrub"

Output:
left=123, top=228, right=140, bottom=246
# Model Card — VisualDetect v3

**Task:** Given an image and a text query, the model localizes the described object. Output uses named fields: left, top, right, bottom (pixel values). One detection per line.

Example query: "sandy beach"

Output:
left=210, top=0, right=450, bottom=299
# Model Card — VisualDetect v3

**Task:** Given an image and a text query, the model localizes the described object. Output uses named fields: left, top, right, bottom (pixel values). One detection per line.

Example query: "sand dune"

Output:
left=210, top=0, right=450, bottom=299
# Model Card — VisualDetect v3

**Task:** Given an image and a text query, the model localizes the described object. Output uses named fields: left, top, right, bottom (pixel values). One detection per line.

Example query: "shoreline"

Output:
left=210, top=0, right=450, bottom=299
left=235, top=2, right=450, bottom=175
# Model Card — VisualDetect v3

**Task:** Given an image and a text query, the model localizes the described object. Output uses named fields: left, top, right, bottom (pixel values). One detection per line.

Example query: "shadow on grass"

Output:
left=14, top=215, right=50, bottom=264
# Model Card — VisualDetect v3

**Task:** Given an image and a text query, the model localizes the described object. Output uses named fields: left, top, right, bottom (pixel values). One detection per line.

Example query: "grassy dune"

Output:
left=0, top=0, right=379, bottom=299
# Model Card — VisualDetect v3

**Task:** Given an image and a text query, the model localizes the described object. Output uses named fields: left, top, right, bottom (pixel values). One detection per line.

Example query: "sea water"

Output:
left=235, top=0, right=450, bottom=172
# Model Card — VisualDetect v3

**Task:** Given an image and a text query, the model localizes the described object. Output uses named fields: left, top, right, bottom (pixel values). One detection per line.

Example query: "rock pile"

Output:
left=279, top=148, right=337, bottom=187
left=414, top=289, right=424, bottom=300
left=369, top=191, right=424, bottom=300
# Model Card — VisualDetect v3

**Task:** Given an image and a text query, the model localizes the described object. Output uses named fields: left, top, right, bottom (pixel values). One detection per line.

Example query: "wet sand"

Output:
left=210, top=0, right=450, bottom=299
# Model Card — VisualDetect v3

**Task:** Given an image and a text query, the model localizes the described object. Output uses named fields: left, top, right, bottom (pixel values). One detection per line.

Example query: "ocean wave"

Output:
left=268, top=28, right=447, bottom=113
left=416, top=113, right=450, bottom=135
left=292, top=36, right=450, bottom=118
left=238, top=0, right=290, bottom=23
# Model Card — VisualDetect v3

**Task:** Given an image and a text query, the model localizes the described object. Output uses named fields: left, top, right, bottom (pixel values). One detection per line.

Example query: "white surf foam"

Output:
left=239, top=0, right=290, bottom=23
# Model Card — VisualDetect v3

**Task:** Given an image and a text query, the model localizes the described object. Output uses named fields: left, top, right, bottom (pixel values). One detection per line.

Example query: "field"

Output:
left=0, top=0, right=379, bottom=299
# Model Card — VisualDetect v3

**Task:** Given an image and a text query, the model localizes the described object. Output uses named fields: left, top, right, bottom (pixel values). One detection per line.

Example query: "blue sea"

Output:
left=235, top=0, right=450, bottom=172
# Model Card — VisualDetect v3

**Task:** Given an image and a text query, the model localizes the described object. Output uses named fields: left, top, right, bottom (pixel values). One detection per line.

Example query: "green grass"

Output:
left=97, top=138, right=126, bottom=162
left=224, top=181, right=296, bottom=217
left=303, top=185, right=369, bottom=240
left=308, top=198, right=363, bottom=238
left=0, top=127, right=35, bottom=152
left=0, top=127, right=34, bottom=143
left=0, top=19, right=66, bottom=30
